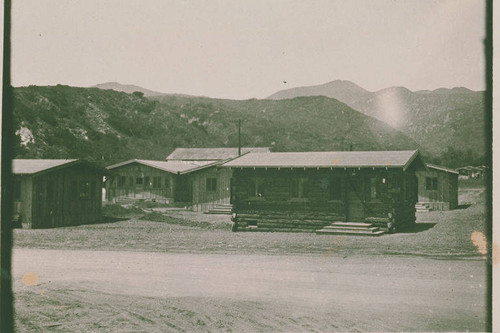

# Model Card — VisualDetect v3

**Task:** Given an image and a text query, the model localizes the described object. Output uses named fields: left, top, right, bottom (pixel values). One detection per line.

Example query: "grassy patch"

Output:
left=140, top=212, right=231, bottom=230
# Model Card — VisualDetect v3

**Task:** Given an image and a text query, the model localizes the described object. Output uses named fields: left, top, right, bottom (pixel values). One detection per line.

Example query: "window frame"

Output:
left=206, top=177, right=217, bottom=192
left=425, top=177, right=438, bottom=191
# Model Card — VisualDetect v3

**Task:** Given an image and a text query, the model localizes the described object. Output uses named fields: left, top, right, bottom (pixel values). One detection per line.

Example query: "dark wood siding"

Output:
left=19, top=164, right=103, bottom=229
left=231, top=168, right=417, bottom=232
left=13, top=176, right=33, bottom=228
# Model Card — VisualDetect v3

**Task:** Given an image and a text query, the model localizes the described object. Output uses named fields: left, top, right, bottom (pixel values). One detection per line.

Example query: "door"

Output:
left=346, top=178, right=365, bottom=221
left=174, top=176, right=192, bottom=203
left=135, top=177, right=144, bottom=198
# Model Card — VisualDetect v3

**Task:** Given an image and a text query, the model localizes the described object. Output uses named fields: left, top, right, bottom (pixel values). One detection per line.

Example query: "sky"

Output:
left=11, top=0, right=486, bottom=100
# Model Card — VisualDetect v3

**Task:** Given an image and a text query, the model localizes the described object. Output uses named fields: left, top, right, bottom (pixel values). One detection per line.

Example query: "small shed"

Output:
left=222, top=150, right=426, bottom=234
left=13, top=159, right=105, bottom=229
left=416, top=163, right=458, bottom=210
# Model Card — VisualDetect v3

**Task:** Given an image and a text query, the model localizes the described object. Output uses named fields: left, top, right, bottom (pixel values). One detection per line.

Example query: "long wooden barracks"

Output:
left=105, top=147, right=270, bottom=212
left=222, top=150, right=426, bottom=235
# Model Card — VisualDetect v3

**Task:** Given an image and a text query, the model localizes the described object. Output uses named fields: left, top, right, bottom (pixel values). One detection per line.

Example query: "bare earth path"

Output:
left=13, top=248, right=488, bottom=332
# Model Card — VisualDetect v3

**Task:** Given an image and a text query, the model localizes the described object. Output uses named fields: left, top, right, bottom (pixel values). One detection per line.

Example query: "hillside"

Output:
left=12, top=85, right=418, bottom=166
left=268, top=81, right=487, bottom=167
left=92, top=82, right=196, bottom=98
left=92, top=82, right=167, bottom=97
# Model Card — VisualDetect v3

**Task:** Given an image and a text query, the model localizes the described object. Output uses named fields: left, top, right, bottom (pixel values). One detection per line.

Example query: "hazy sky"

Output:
left=12, top=0, right=486, bottom=99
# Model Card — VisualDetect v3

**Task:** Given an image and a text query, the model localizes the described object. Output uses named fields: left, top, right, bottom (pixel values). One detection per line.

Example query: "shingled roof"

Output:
left=166, top=147, right=271, bottom=161
left=222, top=150, right=423, bottom=171
left=106, top=159, right=219, bottom=175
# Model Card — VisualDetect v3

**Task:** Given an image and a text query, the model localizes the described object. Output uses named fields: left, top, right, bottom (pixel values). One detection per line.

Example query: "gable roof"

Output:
left=166, top=147, right=271, bottom=161
left=12, top=159, right=106, bottom=176
left=222, top=150, right=422, bottom=171
left=426, top=163, right=459, bottom=175
left=13, top=159, right=79, bottom=175
left=106, top=159, right=219, bottom=175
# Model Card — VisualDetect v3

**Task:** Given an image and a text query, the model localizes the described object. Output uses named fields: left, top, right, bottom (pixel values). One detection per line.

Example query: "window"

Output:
left=329, top=177, right=342, bottom=200
left=136, top=177, right=143, bottom=185
left=369, top=177, right=387, bottom=200
left=118, top=176, right=126, bottom=187
left=14, top=180, right=21, bottom=200
left=248, top=178, right=265, bottom=198
left=290, top=177, right=308, bottom=198
left=206, top=178, right=217, bottom=192
left=426, top=177, right=438, bottom=190
left=79, top=180, right=90, bottom=198
left=153, top=176, right=161, bottom=188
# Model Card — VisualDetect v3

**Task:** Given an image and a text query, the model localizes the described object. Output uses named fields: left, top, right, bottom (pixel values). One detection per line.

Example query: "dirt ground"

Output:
left=13, top=249, right=488, bottom=332
left=12, top=187, right=490, bottom=332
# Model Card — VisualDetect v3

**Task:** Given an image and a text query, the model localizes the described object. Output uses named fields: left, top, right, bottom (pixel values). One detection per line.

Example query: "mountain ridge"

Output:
left=13, top=85, right=419, bottom=167
left=267, top=80, right=486, bottom=167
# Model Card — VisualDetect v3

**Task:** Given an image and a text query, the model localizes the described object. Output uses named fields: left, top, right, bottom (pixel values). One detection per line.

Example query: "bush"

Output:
left=102, top=204, right=144, bottom=217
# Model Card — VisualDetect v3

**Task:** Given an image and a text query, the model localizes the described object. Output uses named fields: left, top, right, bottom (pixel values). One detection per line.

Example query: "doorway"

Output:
left=346, top=178, right=365, bottom=222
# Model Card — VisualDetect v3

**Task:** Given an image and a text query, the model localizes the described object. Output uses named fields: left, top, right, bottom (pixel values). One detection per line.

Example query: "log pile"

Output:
left=233, top=210, right=346, bottom=232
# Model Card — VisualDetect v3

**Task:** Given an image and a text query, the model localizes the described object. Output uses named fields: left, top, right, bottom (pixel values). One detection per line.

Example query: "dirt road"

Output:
left=13, top=249, right=488, bottom=332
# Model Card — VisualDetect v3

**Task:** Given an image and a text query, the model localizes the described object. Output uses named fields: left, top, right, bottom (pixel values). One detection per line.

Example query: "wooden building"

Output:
left=166, top=147, right=271, bottom=212
left=13, top=159, right=104, bottom=229
left=222, top=150, right=426, bottom=235
left=107, top=148, right=271, bottom=211
left=105, top=159, right=217, bottom=204
left=415, top=164, right=458, bottom=211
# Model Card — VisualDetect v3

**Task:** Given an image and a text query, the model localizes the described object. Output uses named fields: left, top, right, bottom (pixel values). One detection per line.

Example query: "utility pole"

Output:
left=238, top=119, right=241, bottom=156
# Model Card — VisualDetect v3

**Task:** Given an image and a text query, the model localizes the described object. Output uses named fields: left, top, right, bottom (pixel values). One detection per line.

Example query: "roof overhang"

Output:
left=14, top=159, right=108, bottom=177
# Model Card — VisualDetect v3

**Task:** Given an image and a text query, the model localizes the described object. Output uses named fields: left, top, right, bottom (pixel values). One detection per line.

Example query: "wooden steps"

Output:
left=205, top=203, right=233, bottom=215
left=415, top=203, right=430, bottom=213
left=316, top=221, right=386, bottom=236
